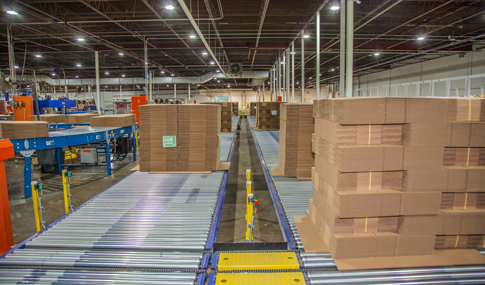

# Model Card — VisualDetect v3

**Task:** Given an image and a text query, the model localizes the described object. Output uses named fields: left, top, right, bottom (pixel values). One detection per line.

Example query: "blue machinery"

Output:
left=1, top=118, right=485, bottom=284
left=11, top=125, right=137, bottom=198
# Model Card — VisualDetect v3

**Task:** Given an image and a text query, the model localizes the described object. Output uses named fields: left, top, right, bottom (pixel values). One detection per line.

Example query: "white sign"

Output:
left=271, top=110, right=277, bottom=116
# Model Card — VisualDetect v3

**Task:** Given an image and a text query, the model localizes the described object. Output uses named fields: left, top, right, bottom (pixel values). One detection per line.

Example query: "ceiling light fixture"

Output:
left=6, top=11, right=18, bottom=15
left=216, top=70, right=220, bottom=72
left=330, top=5, right=340, bottom=10
left=165, top=5, right=175, bottom=10
left=105, top=72, right=109, bottom=75
left=374, top=52, right=380, bottom=56
left=51, top=73, right=56, bottom=76
left=304, top=35, right=310, bottom=38
left=202, top=52, right=208, bottom=55
left=331, top=68, right=335, bottom=71
left=75, top=75, right=78, bottom=78
left=171, top=74, right=174, bottom=76
left=417, top=36, right=425, bottom=41
left=217, top=80, right=220, bottom=82
left=161, top=71, right=165, bottom=74
left=35, top=54, right=42, bottom=58
left=119, top=52, right=124, bottom=56
left=77, top=38, right=85, bottom=42
left=76, top=64, right=81, bottom=67
left=210, top=61, right=215, bottom=65
left=189, top=35, right=196, bottom=38
left=121, top=74, right=125, bottom=77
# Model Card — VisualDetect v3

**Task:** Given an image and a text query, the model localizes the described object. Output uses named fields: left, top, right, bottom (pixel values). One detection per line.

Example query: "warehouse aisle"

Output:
left=217, top=118, right=283, bottom=243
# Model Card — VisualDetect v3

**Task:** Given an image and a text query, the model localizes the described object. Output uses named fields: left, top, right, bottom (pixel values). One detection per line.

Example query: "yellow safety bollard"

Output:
left=246, top=169, right=251, bottom=182
left=31, top=182, right=44, bottom=232
left=62, top=170, right=71, bottom=214
left=135, top=131, right=139, bottom=148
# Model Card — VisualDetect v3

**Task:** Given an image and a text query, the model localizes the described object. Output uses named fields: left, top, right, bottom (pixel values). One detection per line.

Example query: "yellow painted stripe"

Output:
left=468, top=99, right=472, bottom=121
left=466, top=147, right=470, bottom=167
left=368, top=172, right=372, bottom=191
left=464, top=192, right=468, bottom=210
left=368, top=125, right=371, bottom=145
left=455, top=235, right=460, bottom=248
left=364, top=217, right=368, bottom=233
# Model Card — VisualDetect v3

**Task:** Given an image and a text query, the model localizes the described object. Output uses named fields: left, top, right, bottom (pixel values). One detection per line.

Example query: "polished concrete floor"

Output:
left=6, top=153, right=136, bottom=244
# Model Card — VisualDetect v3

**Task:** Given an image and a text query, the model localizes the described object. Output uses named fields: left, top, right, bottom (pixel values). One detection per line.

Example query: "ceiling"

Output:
left=1, top=0, right=484, bottom=90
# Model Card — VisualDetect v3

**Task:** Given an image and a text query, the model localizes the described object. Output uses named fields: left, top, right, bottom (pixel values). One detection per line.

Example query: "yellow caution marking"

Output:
left=217, top=252, right=300, bottom=271
left=215, top=272, right=305, bottom=284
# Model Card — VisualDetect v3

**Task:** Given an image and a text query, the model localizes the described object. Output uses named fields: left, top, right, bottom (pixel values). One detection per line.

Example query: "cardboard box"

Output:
left=30, top=114, right=66, bottom=123
left=255, top=102, right=281, bottom=130
left=66, top=113, right=99, bottom=124
left=441, top=209, right=485, bottom=235
left=450, top=123, right=485, bottom=147
left=0, top=121, right=49, bottom=139
left=90, top=114, right=136, bottom=128
left=402, top=123, right=452, bottom=147
left=400, top=192, right=441, bottom=215
left=403, top=147, right=444, bottom=170
left=447, top=98, right=484, bottom=122
left=398, top=215, right=444, bottom=235
left=435, top=235, right=485, bottom=249
left=443, top=147, right=484, bottom=167
left=394, top=235, right=435, bottom=256
left=406, top=98, right=448, bottom=123
left=441, top=192, right=485, bottom=210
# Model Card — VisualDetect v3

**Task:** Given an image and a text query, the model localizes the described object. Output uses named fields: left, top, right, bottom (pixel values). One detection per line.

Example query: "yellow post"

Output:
left=135, top=131, right=139, bottom=148
left=62, top=170, right=70, bottom=214
left=246, top=169, right=251, bottom=182
left=31, top=183, right=42, bottom=232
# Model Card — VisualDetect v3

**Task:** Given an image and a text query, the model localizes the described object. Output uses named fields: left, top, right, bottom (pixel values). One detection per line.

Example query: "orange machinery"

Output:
left=13, top=96, right=33, bottom=121
left=131, top=96, right=147, bottom=124
left=0, top=139, right=14, bottom=254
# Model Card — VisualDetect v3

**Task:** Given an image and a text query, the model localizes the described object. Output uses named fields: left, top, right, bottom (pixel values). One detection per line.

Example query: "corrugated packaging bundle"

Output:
left=275, top=103, right=314, bottom=179
left=90, top=114, right=136, bottom=128
left=66, top=113, right=99, bottom=124
left=256, top=102, right=281, bottom=130
left=200, top=102, right=233, bottom=132
left=232, top=102, right=239, bottom=116
left=301, top=97, right=485, bottom=262
left=139, top=104, right=221, bottom=172
left=249, top=102, right=257, bottom=116
left=0, top=121, right=49, bottom=139
left=0, top=115, right=13, bottom=121
left=30, top=114, right=66, bottom=123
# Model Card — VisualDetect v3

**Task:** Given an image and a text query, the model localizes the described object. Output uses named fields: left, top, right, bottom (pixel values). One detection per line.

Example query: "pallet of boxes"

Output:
left=232, top=102, right=239, bottom=117
left=256, top=102, right=281, bottom=130
left=296, top=97, right=485, bottom=270
left=138, top=104, right=229, bottom=173
left=201, top=102, right=234, bottom=132
left=271, top=103, right=314, bottom=179
left=249, top=102, right=257, bottom=116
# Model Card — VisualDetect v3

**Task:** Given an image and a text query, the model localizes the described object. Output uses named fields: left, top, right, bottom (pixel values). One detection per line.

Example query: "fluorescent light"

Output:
left=217, top=80, right=220, bottom=82
left=35, top=54, right=42, bottom=58
left=304, top=35, right=310, bottom=38
left=145, top=62, right=148, bottom=65
left=105, top=86, right=107, bottom=88
left=166, top=85, right=169, bottom=87
left=121, top=74, right=125, bottom=77
left=331, top=68, right=335, bottom=71
left=51, top=73, right=56, bottom=76
left=105, top=72, right=109, bottom=75
left=202, top=52, right=208, bottom=55
left=75, top=76, right=79, bottom=78
left=189, top=35, right=196, bottom=38
left=374, top=52, right=380, bottom=56
left=210, top=61, right=215, bottom=65
left=13, top=65, right=18, bottom=69
left=330, top=5, right=340, bottom=10
left=171, top=74, right=174, bottom=76
left=417, top=36, right=425, bottom=40
left=77, top=38, right=84, bottom=42
left=216, top=70, right=220, bottom=72
left=6, top=11, right=18, bottom=15
left=76, top=64, right=81, bottom=67
left=161, top=71, right=165, bottom=74
left=119, top=52, right=124, bottom=56
left=165, top=5, right=175, bottom=10
left=309, top=77, right=312, bottom=79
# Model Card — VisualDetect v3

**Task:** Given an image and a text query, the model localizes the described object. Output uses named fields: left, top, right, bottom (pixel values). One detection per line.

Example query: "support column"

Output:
left=149, top=71, right=153, bottom=101
left=345, top=0, right=354, bottom=97
left=340, top=0, right=346, bottom=97
left=286, top=49, right=290, bottom=102
left=278, top=55, right=282, bottom=100
left=301, top=31, right=305, bottom=103
left=144, top=38, right=149, bottom=97
left=316, top=11, right=320, bottom=100
left=6, top=25, right=15, bottom=82
left=262, top=81, right=265, bottom=102
left=188, top=84, right=191, bottom=102
left=174, top=84, right=177, bottom=99
left=269, top=67, right=272, bottom=96
left=282, top=54, right=285, bottom=101
left=291, top=41, right=295, bottom=103
left=95, top=51, right=102, bottom=115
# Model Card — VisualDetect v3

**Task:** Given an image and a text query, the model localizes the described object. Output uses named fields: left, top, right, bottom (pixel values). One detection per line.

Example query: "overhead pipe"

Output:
left=177, top=0, right=226, bottom=76
left=316, top=10, right=320, bottom=100
left=203, top=0, right=231, bottom=65
left=345, top=0, right=354, bottom=97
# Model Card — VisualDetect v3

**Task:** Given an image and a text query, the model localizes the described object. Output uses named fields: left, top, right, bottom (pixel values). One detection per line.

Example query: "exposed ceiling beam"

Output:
left=251, top=0, right=270, bottom=69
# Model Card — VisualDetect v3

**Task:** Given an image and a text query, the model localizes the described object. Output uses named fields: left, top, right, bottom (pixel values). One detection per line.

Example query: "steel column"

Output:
left=149, top=71, right=153, bottom=101
left=105, top=139, right=111, bottom=176
left=95, top=51, right=101, bottom=115
left=339, top=0, right=346, bottom=97
left=291, top=42, right=295, bottom=103
left=174, top=84, right=177, bottom=99
left=316, top=11, right=320, bottom=99
left=301, top=31, right=305, bottom=103
left=278, top=55, right=282, bottom=100
left=345, top=0, right=354, bottom=97
left=144, top=38, right=149, bottom=97
left=286, top=49, right=290, bottom=102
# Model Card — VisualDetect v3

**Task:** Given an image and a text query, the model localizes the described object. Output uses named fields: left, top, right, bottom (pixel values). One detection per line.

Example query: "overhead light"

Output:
left=417, top=36, right=425, bottom=41
left=6, top=11, right=18, bottom=15
left=304, top=35, right=310, bottom=38
left=296, top=82, right=299, bottom=84
left=291, top=52, right=296, bottom=54
left=216, top=70, right=220, bottom=72
left=202, top=52, right=208, bottom=55
left=331, top=68, right=335, bottom=71
left=105, top=71, right=109, bottom=75
left=35, top=54, right=42, bottom=58
left=13, top=65, right=18, bottom=69
left=319, top=73, right=321, bottom=76
left=171, top=73, right=174, bottom=76
left=217, top=80, right=220, bottom=82
left=76, top=64, right=81, bottom=67
left=75, top=75, right=78, bottom=78
left=330, top=5, right=340, bottom=10
left=281, top=61, right=285, bottom=64
left=167, top=85, right=169, bottom=87
left=210, top=61, right=215, bottom=65
left=145, top=62, right=148, bottom=65
left=76, top=38, right=85, bottom=42
left=51, top=73, right=56, bottom=76
left=161, top=71, right=165, bottom=74
left=309, top=76, right=312, bottom=79
left=374, top=52, right=380, bottom=56
left=105, top=86, right=108, bottom=88
left=165, top=5, right=175, bottom=10
left=189, top=35, right=196, bottom=39
left=121, top=74, right=125, bottom=77
left=119, top=52, right=124, bottom=56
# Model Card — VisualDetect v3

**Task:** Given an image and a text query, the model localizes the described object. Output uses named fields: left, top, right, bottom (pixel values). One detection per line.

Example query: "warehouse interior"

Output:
left=0, top=0, right=484, bottom=284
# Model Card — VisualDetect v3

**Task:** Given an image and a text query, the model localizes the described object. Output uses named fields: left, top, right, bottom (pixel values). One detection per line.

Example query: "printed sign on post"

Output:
left=163, top=136, right=177, bottom=148
left=271, top=110, right=277, bottom=115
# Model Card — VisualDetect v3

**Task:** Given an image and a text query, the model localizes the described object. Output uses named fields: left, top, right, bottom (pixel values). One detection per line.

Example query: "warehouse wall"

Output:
left=354, top=50, right=485, bottom=97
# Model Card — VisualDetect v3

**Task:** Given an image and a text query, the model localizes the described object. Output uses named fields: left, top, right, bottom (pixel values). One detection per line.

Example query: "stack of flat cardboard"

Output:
left=0, top=115, right=13, bottom=121
left=299, top=97, right=485, bottom=266
left=273, top=103, right=314, bottom=179
left=249, top=102, right=257, bottom=116
left=139, top=104, right=221, bottom=172
left=232, top=102, right=239, bottom=116
left=256, top=102, right=281, bottom=130
left=31, top=114, right=66, bottom=123
left=66, top=113, right=99, bottom=124
left=0, top=121, right=49, bottom=139
left=201, top=102, right=233, bottom=132
left=90, top=114, right=136, bottom=128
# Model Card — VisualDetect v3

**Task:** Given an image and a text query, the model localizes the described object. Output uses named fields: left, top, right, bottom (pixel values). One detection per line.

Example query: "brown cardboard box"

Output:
left=0, top=115, right=12, bottom=121
left=402, top=169, right=448, bottom=192
left=90, top=114, right=136, bottom=128
left=450, top=123, right=485, bottom=147
left=441, top=209, right=485, bottom=235
left=435, top=235, right=485, bottom=249
left=394, top=235, right=435, bottom=256
left=0, top=121, right=49, bottom=139
left=66, top=113, right=99, bottom=124
left=400, top=192, right=441, bottom=215
left=443, top=147, right=485, bottom=167
left=398, top=215, right=444, bottom=235
left=255, top=102, right=281, bottom=130
left=200, top=102, right=233, bottom=132
left=403, top=147, right=444, bottom=170
left=406, top=98, right=448, bottom=123
left=402, top=123, right=452, bottom=147
left=30, top=114, right=66, bottom=123
left=440, top=192, right=485, bottom=209
left=447, top=98, right=484, bottom=122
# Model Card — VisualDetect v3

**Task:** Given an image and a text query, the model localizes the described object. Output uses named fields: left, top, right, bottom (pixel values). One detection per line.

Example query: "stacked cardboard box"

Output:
left=275, top=103, right=314, bottom=179
left=139, top=104, right=221, bottom=172
left=66, top=113, right=99, bottom=124
left=201, top=102, right=233, bottom=132
left=232, top=102, right=239, bottom=116
left=305, top=97, right=485, bottom=260
left=90, top=114, right=136, bottom=128
left=0, top=115, right=13, bottom=121
left=256, top=102, right=281, bottom=130
left=249, top=102, right=257, bottom=116
left=0, top=121, right=49, bottom=139
left=31, top=114, right=66, bottom=123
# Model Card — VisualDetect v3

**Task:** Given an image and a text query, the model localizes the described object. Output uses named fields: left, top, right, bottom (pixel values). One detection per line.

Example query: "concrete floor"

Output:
left=217, top=118, right=283, bottom=243
left=7, top=153, right=136, bottom=244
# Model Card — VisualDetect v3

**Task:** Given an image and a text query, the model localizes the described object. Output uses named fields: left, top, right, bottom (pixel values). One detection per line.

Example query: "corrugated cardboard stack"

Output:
left=256, top=102, right=281, bottom=130
left=249, top=102, right=257, bottom=116
left=0, top=121, right=49, bottom=139
left=232, top=102, right=239, bottom=116
left=139, top=104, right=221, bottom=172
left=90, top=114, right=136, bottom=128
left=66, top=113, right=99, bottom=124
left=201, top=102, right=233, bottom=132
left=305, top=97, right=485, bottom=260
left=30, top=114, right=66, bottom=123
left=0, top=115, right=12, bottom=121
left=275, top=103, right=314, bottom=179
